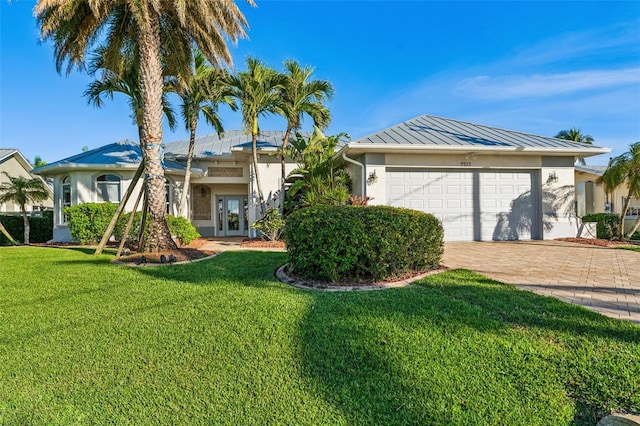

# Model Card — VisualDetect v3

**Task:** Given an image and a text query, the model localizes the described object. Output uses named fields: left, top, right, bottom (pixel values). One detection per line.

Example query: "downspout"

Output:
left=342, top=152, right=365, bottom=197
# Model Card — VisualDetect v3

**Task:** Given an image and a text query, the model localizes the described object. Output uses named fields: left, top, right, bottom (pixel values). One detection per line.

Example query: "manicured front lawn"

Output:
left=618, top=245, right=640, bottom=252
left=1, top=247, right=638, bottom=425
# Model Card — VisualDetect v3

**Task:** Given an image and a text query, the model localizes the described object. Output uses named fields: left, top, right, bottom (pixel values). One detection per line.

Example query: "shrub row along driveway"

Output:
left=443, top=241, right=640, bottom=324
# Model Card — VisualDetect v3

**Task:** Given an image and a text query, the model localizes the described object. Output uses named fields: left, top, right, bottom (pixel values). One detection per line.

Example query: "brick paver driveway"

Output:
left=443, top=241, right=640, bottom=324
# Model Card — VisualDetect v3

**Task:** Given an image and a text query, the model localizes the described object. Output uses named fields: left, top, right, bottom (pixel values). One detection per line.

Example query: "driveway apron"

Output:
left=443, top=241, right=640, bottom=324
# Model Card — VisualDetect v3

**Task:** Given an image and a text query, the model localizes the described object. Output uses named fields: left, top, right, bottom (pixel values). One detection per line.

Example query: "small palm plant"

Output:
left=0, top=173, right=49, bottom=244
left=284, top=127, right=351, bottom=212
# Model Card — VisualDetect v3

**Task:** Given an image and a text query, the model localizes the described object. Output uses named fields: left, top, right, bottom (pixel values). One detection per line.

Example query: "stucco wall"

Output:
left=0, top=154, right=53, bottom=212
left=360, top=153, right=577, bottom=240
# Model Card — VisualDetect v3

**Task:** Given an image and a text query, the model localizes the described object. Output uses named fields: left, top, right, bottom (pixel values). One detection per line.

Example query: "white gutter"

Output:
left=342, top=152, right=365, bottom=197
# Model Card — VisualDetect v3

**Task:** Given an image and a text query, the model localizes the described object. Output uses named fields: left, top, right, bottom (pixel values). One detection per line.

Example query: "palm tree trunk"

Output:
left=618, top=193, right=633, bottom=240
left=178, top=118, right=197, bottom=217
left=628, top=216, right=640, bottom=238
left=279, top=127, right=292, bottom=213
left=138, top=10, right=176, bottom=252
left=22, top=210, right=29, bottom=245
left=252, top=126, right=266, bottom=216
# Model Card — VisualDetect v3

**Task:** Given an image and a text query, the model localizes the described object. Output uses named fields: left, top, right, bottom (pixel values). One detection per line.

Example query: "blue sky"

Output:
left=1, top=1, right=639, bottom=166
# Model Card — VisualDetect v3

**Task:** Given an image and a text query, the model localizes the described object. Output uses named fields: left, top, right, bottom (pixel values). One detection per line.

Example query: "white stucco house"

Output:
left=0, top=148, right=54, bottom=213
left=33, top=114, right=610, bottom=242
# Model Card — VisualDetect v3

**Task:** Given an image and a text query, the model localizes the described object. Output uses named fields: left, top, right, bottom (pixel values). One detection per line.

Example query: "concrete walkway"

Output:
left=198, top=237, right=286, bottom=252
left=443, top=241, right=640, bottom=324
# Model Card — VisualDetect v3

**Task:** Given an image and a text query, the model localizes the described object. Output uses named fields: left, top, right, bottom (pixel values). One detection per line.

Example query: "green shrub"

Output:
left=64, top=203, right=119, bottom=244
left=66, top=202, right=199, bottom=246
left=166, top=215, right=200, bottom=245
left=251, top=208, right=285, bottom=241
left=285, top=206, right=444, bottom=282
left=0, top=212, right=53, bottom=245
left=582, top=213, right=619, bottom=239
left=113, top=211, right=147, bottom=245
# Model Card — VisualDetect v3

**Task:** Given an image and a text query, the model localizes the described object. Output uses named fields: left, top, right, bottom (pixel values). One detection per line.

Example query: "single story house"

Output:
left=0, top=148, right=54, bottom=213
left=33, top=114, right=610, bottom=242
left=575, top=164, right=639, bottom=234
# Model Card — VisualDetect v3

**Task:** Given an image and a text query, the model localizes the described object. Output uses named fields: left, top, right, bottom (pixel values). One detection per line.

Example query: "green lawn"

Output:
left=618, top=245, right=640, bottom=252
left=0, top=247, right=638, bottom=425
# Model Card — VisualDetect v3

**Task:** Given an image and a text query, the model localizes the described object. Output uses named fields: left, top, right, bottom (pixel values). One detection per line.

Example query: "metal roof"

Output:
left=344, top=114, right=611, bottom=157
left=33, top=139, right=188, bottom=175
left=163, top=130, right=298, bottom=158
left=575, top=165, right=609, bottom=176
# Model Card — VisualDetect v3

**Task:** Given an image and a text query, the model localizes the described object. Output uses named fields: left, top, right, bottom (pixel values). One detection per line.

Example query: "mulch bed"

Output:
left=240, top=238, right=286, bottom=249
left=555, top=237, right=628, bottom=247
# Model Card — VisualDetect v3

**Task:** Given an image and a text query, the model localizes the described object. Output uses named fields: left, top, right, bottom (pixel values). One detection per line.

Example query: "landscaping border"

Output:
left=275, top=264, right=448, bottom=292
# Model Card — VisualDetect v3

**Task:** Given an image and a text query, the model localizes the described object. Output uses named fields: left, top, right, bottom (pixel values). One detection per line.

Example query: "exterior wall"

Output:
left=363, top=153, right=577, bottom=240
left=575, top=170, right=640, bottom=235
left=0, top=154, right=53, bottom=212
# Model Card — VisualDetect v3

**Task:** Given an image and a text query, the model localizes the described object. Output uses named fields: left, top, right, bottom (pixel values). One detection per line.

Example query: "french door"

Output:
left=217, top=195, right=248, bottom=236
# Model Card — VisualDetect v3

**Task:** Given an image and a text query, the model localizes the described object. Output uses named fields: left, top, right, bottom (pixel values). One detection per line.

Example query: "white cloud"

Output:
left=455, top=68, right=640, bottom=100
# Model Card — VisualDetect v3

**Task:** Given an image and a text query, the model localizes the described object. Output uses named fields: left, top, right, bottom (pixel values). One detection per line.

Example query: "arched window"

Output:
left=62, top=176, right=71, bottom=223
left=96, top=174, right=121, bottom=203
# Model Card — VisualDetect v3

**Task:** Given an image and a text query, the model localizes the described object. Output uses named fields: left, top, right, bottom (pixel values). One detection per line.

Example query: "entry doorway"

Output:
left=217, top=195, right=248, bottom=236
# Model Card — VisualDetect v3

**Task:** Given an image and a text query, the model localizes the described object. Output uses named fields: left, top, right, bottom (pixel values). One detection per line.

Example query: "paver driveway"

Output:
left=443, top=241, right=640, bottom=324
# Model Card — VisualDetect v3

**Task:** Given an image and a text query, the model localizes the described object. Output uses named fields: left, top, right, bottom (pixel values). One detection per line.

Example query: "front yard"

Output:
left=0, top=247, right=638, bottom=425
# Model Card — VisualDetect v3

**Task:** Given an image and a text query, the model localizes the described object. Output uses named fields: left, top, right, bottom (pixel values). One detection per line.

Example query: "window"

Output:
left=96, top=174, right=121, bottom=203
left=165, top=179, right=172, bottom=214
left=62, top=176, right=71, bottom=223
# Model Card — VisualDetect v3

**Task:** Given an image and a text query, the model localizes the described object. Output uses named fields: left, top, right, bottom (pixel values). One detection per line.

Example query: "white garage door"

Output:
left=386, top=170, right=537, bottom=241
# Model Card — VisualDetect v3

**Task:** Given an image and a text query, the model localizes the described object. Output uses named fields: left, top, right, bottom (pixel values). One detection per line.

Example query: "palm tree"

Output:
left=228, top=57, right=287, bottom=215
left=36, top=0, right=253, bottom=252
left=278, top=60, right=334, bottom=211
left=554, top=128, right=595, bottom=166
left=0, top=173, right=49, bottom=244
left=85, top=46, right=178, bottom=143
left=174, top=49, right=237, bottom=217
left=598, top=142, right=640, bottom=240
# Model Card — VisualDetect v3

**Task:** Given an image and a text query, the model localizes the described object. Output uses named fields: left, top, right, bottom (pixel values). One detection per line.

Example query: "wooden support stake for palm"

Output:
left=137, top=188, right=149, bottom=251
left=0, top=220, right=17, bottom=245
left=94, top=162, right=145, bottom=256
left=115, top=184, right=145, bottom=258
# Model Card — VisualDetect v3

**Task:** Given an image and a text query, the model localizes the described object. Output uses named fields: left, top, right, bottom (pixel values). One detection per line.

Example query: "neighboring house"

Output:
left=0, top=148, right=54, bottom=213
left=575, top=164, right=639, bottom=234
left=33, top=114, right=610, bottom=242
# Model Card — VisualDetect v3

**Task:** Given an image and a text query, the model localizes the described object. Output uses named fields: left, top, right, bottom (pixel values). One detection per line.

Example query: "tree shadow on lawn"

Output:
left=133, top=251, right=290, bottom=289
left=297, top=270, right=640, bottom=425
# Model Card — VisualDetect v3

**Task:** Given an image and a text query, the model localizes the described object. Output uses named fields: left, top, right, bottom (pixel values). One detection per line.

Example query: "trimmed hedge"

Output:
left=582, top=213, right=619, bottom=239
left=65, top=203, right=119, bottom=244
left=0, top=211, right=53, bottom=245
left=285, top=206, right=444, bottom=282
left=66, top=203, right=200, bottom=246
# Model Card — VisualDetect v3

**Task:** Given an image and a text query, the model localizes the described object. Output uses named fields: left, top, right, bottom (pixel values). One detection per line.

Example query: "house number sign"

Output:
left=460, top=161, right=472, bottom=167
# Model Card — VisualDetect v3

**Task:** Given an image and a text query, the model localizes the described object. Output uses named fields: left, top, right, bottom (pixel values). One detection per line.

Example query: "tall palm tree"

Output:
left=0, top=173, right=49, bottom=244
left=598, top=142, right=640, bottom=240
left=278, top=60, right=334, bottom=211
left=554, top=128, right=595, bottom=166
left=174, top=49, right=236, bottom=217
left=36, top=0, right=253, bottom=252
left=85, top=46, right=178, bottom=144
left=228, top=57, right=287, bottom=215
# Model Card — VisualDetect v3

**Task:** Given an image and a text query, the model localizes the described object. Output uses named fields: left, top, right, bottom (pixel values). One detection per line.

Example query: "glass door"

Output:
left=218, top=195, right=247, bottom=236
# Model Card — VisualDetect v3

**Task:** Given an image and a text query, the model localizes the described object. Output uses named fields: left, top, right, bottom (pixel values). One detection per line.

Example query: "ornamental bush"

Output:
left=65, top=203, right=118, bottom=244
left=285, top=206, right=444, bottom=283
left=582, top=213, right=619, bottom=239
left=0, top=211, right=53, bottom=245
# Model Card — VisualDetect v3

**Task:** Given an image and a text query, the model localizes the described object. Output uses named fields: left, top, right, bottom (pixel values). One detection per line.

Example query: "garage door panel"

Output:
left=386, top=169, right=536, bottom=242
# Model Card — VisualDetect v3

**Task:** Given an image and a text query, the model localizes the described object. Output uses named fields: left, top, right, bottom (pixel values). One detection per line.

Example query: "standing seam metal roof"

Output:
left=351, top=114, right=609, bottom=151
